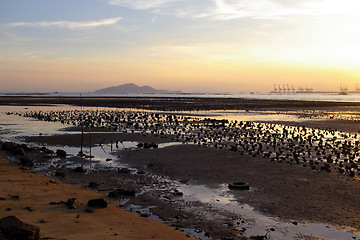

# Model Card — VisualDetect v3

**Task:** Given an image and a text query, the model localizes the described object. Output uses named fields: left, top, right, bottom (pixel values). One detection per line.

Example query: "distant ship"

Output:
left=339, top=85, right=348, bottom=95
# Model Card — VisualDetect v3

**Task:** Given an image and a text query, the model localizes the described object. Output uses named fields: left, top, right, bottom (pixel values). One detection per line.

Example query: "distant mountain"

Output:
left=93, top=83, right=180, bottom=94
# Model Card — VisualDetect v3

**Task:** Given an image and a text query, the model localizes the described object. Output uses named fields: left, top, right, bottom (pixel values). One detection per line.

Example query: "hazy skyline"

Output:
left=1, top=0, right=359, bottom=93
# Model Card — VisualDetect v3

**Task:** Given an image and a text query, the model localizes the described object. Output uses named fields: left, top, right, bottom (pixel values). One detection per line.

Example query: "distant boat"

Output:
left=339, top=84, right=348, bottom=95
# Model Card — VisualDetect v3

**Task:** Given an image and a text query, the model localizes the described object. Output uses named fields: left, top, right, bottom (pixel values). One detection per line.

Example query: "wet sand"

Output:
left=0, top=155, right=193, bottom=240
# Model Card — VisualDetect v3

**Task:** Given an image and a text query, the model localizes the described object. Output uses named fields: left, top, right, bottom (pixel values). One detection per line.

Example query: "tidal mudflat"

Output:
left=1, top=100, right=360, bottom=239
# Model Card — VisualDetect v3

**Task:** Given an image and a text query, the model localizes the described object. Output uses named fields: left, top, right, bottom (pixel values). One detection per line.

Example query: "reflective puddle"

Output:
left=178, top=184, right=360, bottom=239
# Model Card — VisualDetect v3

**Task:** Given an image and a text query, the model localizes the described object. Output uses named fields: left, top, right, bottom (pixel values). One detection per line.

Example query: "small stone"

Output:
left=25, top=207, right=34, bottom=212
left=73, top=167, right=87, bottom=173
left=10, top=195, right=20, bottom=200
left=140, top=213, right=149, bottom=218
left=88, top=182, right=99, bottom=189
left=19, top=156, right=35, bottom=167
left=56, top=149, right=67, bottom=158
left=49, top=201, right=65, bottom=205
left=108, top=188, right=135, bottom=198
left=66, top=198, right=80, bottom=209
left=85, top=208, right=94, bottom=213
left=118, top=168, right=131, bottom=173
left=55, top=170, right=65, bottom=178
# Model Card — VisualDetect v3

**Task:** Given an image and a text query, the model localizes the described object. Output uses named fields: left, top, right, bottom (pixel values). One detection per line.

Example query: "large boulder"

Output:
left=0, top=216, right=40, bottom=240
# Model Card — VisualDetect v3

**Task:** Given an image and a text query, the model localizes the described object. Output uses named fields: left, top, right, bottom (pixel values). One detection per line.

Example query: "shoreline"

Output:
left=0, top=154, right=194, bottom=240
left=2, top=96, right=360, bottom=112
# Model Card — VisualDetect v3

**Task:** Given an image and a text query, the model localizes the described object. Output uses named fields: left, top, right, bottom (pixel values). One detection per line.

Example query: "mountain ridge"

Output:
left=93, top=83, right=180, bottom=94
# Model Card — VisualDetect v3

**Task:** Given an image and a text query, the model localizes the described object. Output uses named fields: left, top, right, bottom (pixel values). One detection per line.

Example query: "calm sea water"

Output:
left=2, top=92, right=360, bottom=102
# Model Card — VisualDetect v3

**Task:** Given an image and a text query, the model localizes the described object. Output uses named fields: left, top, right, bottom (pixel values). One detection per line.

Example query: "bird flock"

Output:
left=10, top=109, right=360, bottom=178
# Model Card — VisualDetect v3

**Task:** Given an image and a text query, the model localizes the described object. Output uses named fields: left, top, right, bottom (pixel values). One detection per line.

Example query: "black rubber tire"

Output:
left=228, top=182, right=250, bottom=190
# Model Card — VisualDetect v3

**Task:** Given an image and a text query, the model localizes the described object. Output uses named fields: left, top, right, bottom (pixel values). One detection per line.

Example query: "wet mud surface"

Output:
left=2, top=100, right=360, bottom=239
left=5, top=130, right=360, bottom=239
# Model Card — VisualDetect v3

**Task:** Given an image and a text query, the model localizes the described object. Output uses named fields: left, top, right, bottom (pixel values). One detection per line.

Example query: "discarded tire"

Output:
left=228, top=182, right=250, bottom=190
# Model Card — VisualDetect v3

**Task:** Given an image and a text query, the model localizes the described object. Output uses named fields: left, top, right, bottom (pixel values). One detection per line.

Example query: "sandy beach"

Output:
left=1, top=97, right=360, bottom=239
left=0, top=155, right=194, bottom=240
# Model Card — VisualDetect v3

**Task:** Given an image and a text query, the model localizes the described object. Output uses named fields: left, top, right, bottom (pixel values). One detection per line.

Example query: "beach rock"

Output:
left=108, top=188, right=136, bottom=198
left=56, top=149, right=66, bottom=158
left=73, top=167, right=87, bottom=173
left=149, top=142, right=158, bottom=148
left=66, top=198, right=80, bottom=209
left=87, top=198, right=108, bottom=208
left=136, top=170, right=145, bottom=175
left=118, top=168, right=131, bottom=173
left=2, top=142, right=18, bottom=154
left=19, top=156, right=35, bottom=167
left=143, top=143, right=151, bottom=149
left=40, top=147, right=54, bottom=154
left=228, top=182, right=250, bottom=190
left=25, top=207, right=34, bottom=212
left=55, top=170, right=65, bottom=178
left=0, top=216, right=40, bottom=240
left=88, top=182, right=99, bottom=189
left=10, top=195, right=20, bottom=201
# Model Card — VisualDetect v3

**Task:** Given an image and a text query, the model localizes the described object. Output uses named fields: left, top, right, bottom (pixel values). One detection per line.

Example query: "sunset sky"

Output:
left=1, top=0, right=360, bottom=93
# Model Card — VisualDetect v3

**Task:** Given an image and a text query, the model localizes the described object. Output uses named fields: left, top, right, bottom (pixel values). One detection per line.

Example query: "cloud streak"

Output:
left=9, top=17, right=122, bottom=30
left=108, top=0, right=179, bottom=9
left=108, top=0, right=360, bottom=20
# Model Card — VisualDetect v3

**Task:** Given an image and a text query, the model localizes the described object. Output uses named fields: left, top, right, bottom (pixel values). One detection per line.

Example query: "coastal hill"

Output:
left=93, top=83, right=180, bottom=94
